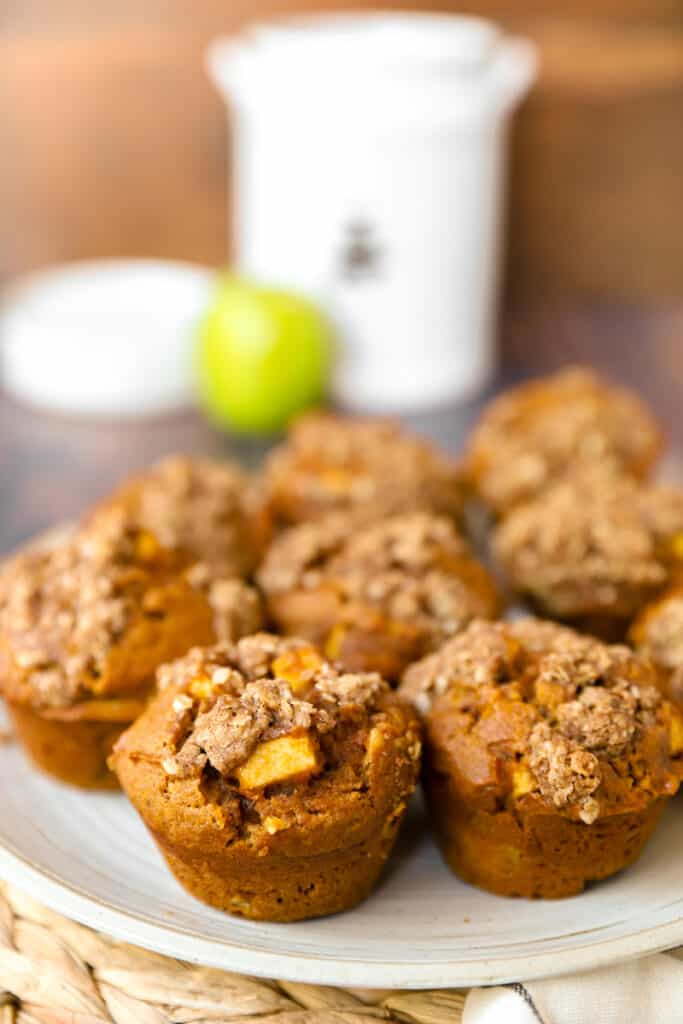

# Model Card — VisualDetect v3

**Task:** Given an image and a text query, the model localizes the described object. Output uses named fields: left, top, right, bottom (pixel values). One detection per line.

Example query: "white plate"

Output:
left=1, top=708, right=683, bottom=990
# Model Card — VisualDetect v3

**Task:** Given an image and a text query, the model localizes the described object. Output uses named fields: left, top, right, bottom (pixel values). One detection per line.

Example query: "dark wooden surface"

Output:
left=1, top=304, right=682, bottom=556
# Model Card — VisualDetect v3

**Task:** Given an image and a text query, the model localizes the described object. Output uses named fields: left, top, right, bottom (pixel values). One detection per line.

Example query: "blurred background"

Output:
left=4, top=0, right=683, bottom=299
left=1, top=2, right=682, bottom=549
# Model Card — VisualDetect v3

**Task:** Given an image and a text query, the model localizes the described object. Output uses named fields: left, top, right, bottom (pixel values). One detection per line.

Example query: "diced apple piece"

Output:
left=236, top=733, right=321, bottom=791
left=135, top=528, right=162, bottom=563
left=670, top=713, right=683, bottom=756
left=512, top=765, right=536, bottom=799
left=189, top=677, right=218, bottom=701
left=272, top=647, right=324, bottom=694
left=324, top=623, right=347, bottom=660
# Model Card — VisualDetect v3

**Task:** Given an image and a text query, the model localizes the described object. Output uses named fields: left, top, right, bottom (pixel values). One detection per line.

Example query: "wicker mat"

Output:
left=0, top=883, right=466, bottom=1023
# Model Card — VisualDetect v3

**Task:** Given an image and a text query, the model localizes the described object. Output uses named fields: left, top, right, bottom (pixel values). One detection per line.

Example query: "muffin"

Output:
left=400, top=618, right=683, bottom=899
left=462, top=366, right=661, bottom=515
left=111, top=633, right=421, bottom=921
left=493, top=470, right=683, bottom=637
left=0, top=509, right=262, bottom=787
left=262, top=412, right=463, bottom=528
left=631, top=587, right=683, bottom=708
left=92, top=454, right=268, bottom=577
left=258, top=513, right=500, bottom=681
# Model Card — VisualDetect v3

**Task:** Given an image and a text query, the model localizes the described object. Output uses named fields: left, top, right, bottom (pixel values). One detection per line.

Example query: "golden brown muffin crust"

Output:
left=463, top=366, right=661, bottom=513
left=94, top=454, right=265, bottom=577
left=111, top=634, right=421, bottom=919
left=631, top=587, right=683, bottom=706
left=493, top=472, right=683, bottom=620
left=154, top=634, right=387, bottom=783
left=258, top=513, right=500, bottom=654
left=0, top=508, right=262, bottom=711
left=401, top=618, right=681, bottom=824
left=263, top=412, right=463, bottom=526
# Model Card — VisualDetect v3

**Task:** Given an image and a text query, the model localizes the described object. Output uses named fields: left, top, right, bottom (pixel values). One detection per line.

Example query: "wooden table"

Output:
left=1, top=304, right=682, bottom=555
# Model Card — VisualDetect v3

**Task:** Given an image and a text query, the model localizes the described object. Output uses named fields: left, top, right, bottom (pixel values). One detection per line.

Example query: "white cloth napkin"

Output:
left=462, top=950, right=683, bottom=1024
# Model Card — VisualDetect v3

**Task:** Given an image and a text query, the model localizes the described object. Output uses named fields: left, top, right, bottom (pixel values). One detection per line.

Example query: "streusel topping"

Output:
left=631, top=589, right=683, bottom=705
left=464, top=366, right=661, bottom=511
left=102, top=455, right=259, bottom=577
left=157, top=634, right=387, bottom=779
left=0, top=509, right=261, bottom=708
left=493, top=472, right=683, bottom=616
left=258, top=514, right=498, bottom=641
left=264, top=413, right=462, bottom=523
left=400, top=618, right=670, bottom=823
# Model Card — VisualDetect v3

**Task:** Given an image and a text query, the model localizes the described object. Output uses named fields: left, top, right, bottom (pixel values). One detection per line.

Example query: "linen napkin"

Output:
left=463, top=949, right=683, bottom=1024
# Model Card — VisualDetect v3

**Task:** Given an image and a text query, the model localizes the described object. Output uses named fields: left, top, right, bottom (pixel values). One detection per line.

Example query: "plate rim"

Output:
left=1, top=835, right=683, bottom=989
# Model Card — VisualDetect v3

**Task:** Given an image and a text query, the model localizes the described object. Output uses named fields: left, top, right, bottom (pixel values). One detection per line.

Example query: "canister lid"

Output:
left=208, top=13, right=537, bottom=130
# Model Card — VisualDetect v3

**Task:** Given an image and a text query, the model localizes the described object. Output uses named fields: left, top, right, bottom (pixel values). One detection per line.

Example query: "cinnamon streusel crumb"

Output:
left=258, top=513, right=499, bottom=649
left=263, top=413, right=463, bottom=525
left=97, top=455, right=260, bottom=577
left=493, top=470, right=683, bottom=619
left=463, top=366, right=661, bottom=512
left=400, top=617, right=673, bottom=823
left=154, top=634, right=387, bottom=780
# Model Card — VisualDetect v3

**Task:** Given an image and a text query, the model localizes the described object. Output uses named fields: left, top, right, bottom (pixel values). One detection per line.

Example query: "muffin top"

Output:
left=631, top=588, right=683, bottom=706
left=151, top=634, right=409, bottom=788
left=258, top=513, right=499, bottom=644
left=492, top=471, right=683, bottom=618
left=463, top=366, right=661, bottom=513
left=0, top=508, right=261, bottom=709
left=400, top=618, right=682, bottom=823
left=262, top=412, right=463, bottom=526
left=96, top=454, right=262, bottom=577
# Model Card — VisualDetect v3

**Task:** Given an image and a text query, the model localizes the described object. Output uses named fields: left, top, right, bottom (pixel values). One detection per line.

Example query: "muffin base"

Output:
left=154, top=816, right=402, bottom=922
left=7, top=702, right=126, bottom=789
left=426, top=775, right=666, bottom=899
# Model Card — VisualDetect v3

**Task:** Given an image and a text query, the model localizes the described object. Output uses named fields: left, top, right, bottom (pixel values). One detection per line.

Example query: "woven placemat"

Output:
left=0, top=883, right=466, bottom=1024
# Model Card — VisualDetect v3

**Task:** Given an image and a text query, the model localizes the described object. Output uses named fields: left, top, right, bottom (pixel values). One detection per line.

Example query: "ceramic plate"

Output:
left=1, top=704, right=683, bottom=990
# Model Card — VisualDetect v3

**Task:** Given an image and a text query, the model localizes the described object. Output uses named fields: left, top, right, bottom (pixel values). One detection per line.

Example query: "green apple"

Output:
left=196, top=275, right=333, bottom=434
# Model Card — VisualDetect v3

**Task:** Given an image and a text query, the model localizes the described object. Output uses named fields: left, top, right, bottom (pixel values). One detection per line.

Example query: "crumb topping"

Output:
left=264, top=413, right=462, bottom=523
left=258, top=514, right=497, bottom=643
left=102, top=455, right=258, bottom=576
left=400, top=618, right=672, bottom=822
left=184, top=565, right=262, bottom=642
left=0, top=509, right=260, bottom=708
left=158, top=634, right=387, bottom=779
left=631, top=589, right=683, bottom=705
left=464, top=366, right=661, bottom=511
left=493, top=472, right=683, bottom=616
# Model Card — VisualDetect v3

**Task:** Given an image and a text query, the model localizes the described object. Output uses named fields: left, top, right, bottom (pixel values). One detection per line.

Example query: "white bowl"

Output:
left=0, top=260, right=215, bottom=417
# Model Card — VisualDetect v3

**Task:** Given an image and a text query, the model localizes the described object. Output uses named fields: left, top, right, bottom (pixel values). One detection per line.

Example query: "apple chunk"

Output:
left=272, top=647, right=324, bottom=694
left=236, top=733, right=321, bottom=791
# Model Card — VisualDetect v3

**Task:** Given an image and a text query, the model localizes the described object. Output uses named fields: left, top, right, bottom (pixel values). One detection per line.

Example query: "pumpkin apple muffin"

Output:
left=111, top=633, right=421, bottom=921
left=92, top=454, right=268, bottom=577
left=257, top=513, right=500, bottom=681
left=262, top=411, right=463, bottom=528
left=400, top=618, right=683, bottom=899
left=630, top=587, right=683, bottom=708
left=492, top=470, right=683, bottom=637
left=462, top=366, right=661, bottom=515
left=0, top=508, right=262, bottom=788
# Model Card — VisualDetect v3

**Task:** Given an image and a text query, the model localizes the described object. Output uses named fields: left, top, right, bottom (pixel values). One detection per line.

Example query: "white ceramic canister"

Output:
left=208, top=13, right=537, bottom=413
